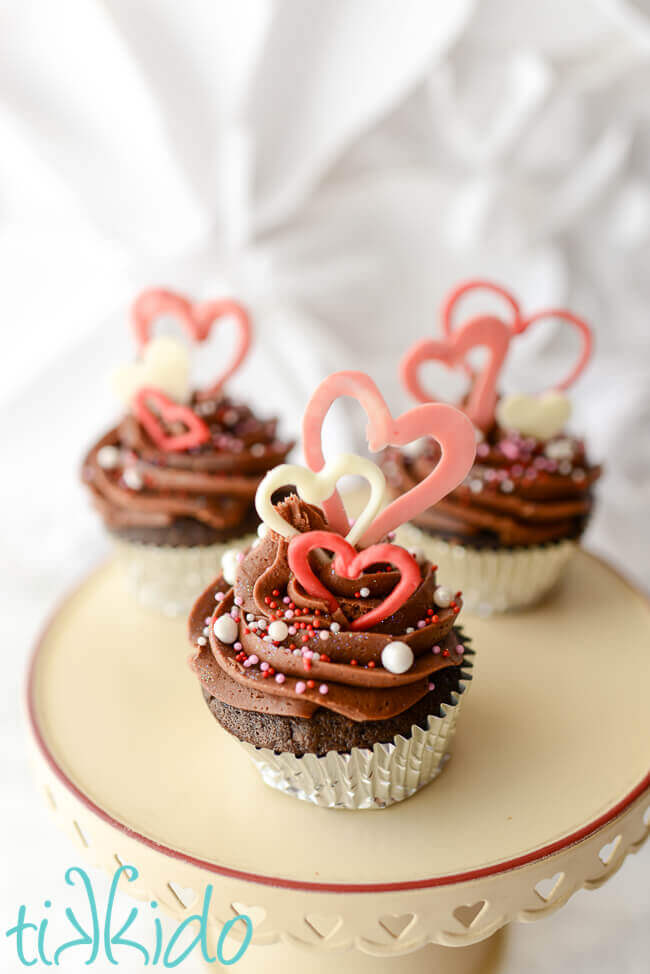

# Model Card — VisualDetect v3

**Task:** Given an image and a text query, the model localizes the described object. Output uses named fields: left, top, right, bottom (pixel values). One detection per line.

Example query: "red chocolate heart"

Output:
left=133, top=387, right=211, bottom=453
left=288, top=530, right=421, bottom=631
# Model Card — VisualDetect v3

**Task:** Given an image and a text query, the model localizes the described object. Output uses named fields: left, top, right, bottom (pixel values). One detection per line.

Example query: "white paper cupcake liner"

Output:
left=241, top=667, right=471, bottom=810
left=112, top=534, right=256, bottom=616
left=395, top=523, right=575, bottom=614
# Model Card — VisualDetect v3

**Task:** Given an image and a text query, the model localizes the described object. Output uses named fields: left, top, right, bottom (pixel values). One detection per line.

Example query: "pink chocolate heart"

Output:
left=131, top=289, right=252, bottom=397
left=302, top=372, right=476, bottom=546
left=400, top=315, right=511, bottom=431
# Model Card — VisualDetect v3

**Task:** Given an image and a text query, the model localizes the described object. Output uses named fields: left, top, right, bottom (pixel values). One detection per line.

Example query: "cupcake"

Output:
left=387, top=280, right=602, bottom=612
left=189, top=370, right=477, bottom=809
left=82, top=288, right=293, bottom=615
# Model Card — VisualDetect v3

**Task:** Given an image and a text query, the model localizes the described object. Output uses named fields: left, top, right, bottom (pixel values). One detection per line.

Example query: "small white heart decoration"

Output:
left=255, top=454, right=386, bottom=547
left=496, top=391, right=571, bottom=441
left=110, top=337, right=191, bottom=406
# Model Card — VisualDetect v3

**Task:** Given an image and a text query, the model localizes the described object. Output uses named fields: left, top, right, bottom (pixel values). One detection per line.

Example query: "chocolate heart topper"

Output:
left=131, top=288, right=252, bottom=401
left=402, top=279, right=593, bottom=432
left=287, top=530, right=421, bottom=631
left=133, top=387, right=211, bottom=453
left=302, top=371, right=476, bottom=546
left=254, top=370, right=474, bottom=628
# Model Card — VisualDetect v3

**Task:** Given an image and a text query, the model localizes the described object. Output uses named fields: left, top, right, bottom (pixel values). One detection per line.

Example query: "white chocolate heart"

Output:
left=496, top=391, right=571, bottom=441
left=110, top=337, right=191, bottom=405
left=255, top=454, right=386, bottom=547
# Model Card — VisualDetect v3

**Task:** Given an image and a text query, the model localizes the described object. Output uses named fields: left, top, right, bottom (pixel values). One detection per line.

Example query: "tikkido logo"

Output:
left=5, top=865, right=252, bottom=967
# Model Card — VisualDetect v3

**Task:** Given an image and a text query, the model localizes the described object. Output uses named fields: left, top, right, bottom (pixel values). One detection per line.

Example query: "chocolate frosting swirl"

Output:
left=82, top=394, right=293, bottom=539
left=189, top=497, right=467, bottom=722
left=382, top=424, right=601, bottom=547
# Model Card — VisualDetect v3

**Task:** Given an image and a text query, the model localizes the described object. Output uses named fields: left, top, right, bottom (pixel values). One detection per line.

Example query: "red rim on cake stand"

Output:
left=25, top=550, right=649, bottom=973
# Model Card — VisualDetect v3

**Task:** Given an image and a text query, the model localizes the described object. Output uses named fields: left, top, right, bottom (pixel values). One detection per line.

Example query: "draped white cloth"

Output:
left=1, top=3, right=648, bottom=972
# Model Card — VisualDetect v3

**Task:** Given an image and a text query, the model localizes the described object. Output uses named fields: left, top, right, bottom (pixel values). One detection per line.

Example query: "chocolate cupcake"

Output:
left=392, top=280, right=602, bottom=611
left=82, top=288, right=292, bottom=614
left=189, top=496, right=473, bottom=809
left=188, top=369, right=477, bottom=809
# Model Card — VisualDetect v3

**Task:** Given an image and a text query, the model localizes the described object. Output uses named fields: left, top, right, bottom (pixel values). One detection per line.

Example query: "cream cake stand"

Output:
left=26, top=551, right=650, bottom=973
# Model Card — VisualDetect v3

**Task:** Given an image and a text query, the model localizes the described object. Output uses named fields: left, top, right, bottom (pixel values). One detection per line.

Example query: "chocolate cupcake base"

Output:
left=202, top=664, right=463, bottom=756
left=242, top=671, right=471, bottom=810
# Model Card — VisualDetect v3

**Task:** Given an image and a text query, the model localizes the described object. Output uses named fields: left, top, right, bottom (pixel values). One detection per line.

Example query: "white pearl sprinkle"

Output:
left=545, top=438, right=574, bottom=461
left=97, top=445, right=121, bottom=470
left=251, top=443, right=266, bottom=457
left=468, top=478, right=483, bottom=494
left=221, top=549, right=240, bottom=585
left=213, top=615, right=239, bottom=644
left=330, top=622, right=341, bottom=633
left=359, top=587, right=370, bottom=598
left=123, top=467, right=143, bottom=490
left=500, top=478, right=515, bottom=493
left=196, top=636, right=207, bottom=646
left=268, top=620, right=289, bottom=642
left=257, top=522, right=269, bottom=539
left=433, top=586, right=452, bottom=609
left=202, top=626, right=210, bottom=636
left=381, top=641, right=414, bottom=674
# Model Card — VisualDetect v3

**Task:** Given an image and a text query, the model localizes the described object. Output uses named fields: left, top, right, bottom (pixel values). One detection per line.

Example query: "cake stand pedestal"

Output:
left=26, top=552, right=649, bottom=973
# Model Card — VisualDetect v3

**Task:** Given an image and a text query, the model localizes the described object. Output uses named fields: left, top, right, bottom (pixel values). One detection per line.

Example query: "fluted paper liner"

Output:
left=242, top=664, right=472, bottom=810
left=395, top=524, right=575, bottom=614
left=113, top=534, right=256, bottom=617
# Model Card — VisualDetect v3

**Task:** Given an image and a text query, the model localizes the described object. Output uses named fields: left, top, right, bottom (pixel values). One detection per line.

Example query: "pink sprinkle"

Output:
left=285, top=610, right=294, bottom=619
left=477, top=443, right=489, bottom=458
left=275, top=673, right=286, bottom=684
left=428, top=682, right=436, bottom=691
left=243, top=659, right=253, bottom=668
left=260, top=661, right=270, bottom=672
left=248, top=654, right=259, bottom=665
left=457, top=645, right=465, bottom=655
left=296, top=681, right=306, bottom=694
left=417, top=620, right=426, bottom=629
left=432, top=645, right=441, bottom=655
left=283, top=597, right=290, bottom=605
left=302, top=649, right=313, bottom=659
left=230, top=610, right=240, bottom=621
left=233, top=641, right=242, bottom=651
left=500, top=441, right=520, bottom=460
left=288, top=626, right=297, bottom=635
left=319, top=684, right=329, bottom=695
left=319, top=630, right=330, bottom=641
left=215, top=591, right=225, bottom=602
left=204, top=616, right=211, bottom=625
left=234, top=596, right=243, bottom=606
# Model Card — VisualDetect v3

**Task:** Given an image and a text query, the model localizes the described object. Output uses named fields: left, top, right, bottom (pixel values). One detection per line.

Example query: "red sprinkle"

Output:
left=307, top=680, right=315, bottom=689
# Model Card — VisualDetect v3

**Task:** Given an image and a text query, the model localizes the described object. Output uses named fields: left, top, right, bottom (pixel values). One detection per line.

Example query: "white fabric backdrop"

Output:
left=1, top=2, right=648, bottom=971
